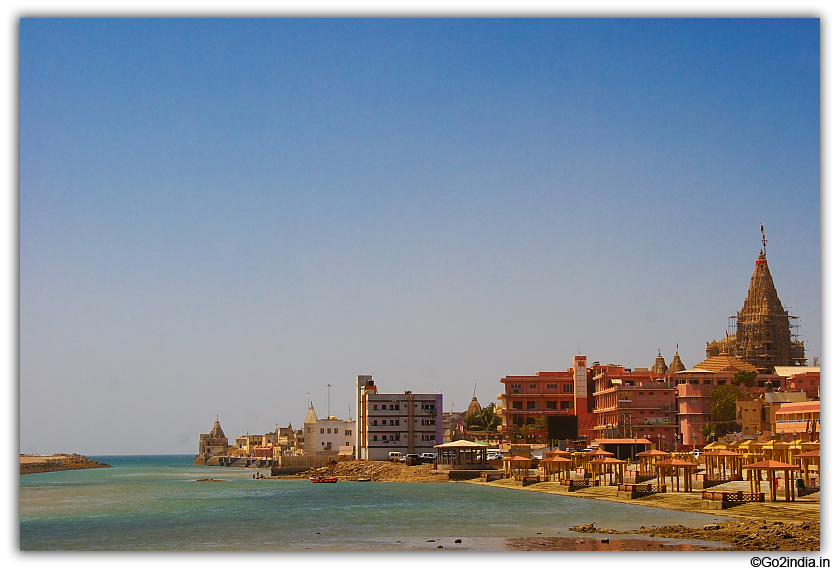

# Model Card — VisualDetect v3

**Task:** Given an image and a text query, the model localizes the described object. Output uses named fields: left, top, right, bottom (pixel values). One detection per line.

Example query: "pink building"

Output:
left=775, top=401, right=820, bottom=441
left=498, top=356, right=600, bottom=444
left=592, top=366, right=678, bottom=451
left=775, top=367, right=820, bottom=399
left=676, top=369, right=779, bottom=449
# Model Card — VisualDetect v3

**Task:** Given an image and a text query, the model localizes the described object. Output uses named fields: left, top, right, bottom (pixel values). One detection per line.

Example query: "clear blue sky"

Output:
left=19, top=18, right=820, bottom=455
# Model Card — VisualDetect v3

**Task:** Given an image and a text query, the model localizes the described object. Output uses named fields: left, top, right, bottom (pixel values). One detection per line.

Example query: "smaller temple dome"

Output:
left=304, top=403, right=318, bottom=425
left=668, top=348, right=686, bottom=374
left=465, top=397, right=482, bottom=418
left=210, top=415, right=225, bottom=439
left=652, top=350, right=668, bottom=374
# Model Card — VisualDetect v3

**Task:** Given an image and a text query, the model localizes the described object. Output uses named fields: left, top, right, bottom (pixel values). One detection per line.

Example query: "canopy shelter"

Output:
left=799, top=440, right=820, bottom=453
left=594, top=438, right=651, bottom=461
left=792, top=450, right=820, bottom=487
left=744, top=460, right=799, bottom=502
left=637, top=449, right=670, bottom=474
left=762, top=440, right=791, bottom=464
left=654, top=458, right=697, bottom=492
left=543, top=449, right=572, bottom=459
left=434, top=440, right=488, bottom=468
left=539, top=456, right=573, bottom=482
left=702, top=449, right=744, bottom=481
left=724, top=440, right=743, bottom=453
left=503, top=456, right=532, bottom=478
left=589, top=457, right=626, bottom=486
left=739, top=439, right=765, bottom=465
left=582, top=450, right=614, bottom=476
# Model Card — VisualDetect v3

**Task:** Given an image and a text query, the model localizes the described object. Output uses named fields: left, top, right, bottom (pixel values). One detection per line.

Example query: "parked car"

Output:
left=487, top=452, right=504, bottom=461
left=388, top=451, right=404, bottom=462
left=419, top=453, right=436, bottom=463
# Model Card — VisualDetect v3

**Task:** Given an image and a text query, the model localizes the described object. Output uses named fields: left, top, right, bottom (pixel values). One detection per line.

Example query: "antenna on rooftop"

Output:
left=326, top=384, right=332, bottom=417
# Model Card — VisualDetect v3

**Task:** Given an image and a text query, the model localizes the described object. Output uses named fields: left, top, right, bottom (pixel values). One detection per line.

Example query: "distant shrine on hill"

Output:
left=705, top=226, right=807, bottom=373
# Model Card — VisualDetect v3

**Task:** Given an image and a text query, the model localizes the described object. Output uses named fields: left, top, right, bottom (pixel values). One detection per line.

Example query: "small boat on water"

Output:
left=309, top=475, right=338, bottom=483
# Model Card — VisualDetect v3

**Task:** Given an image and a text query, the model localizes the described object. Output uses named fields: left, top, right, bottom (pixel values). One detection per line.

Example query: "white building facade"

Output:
left=303, top=403, right=355, bottom=456
left=355, top=375, right=444, bottom=461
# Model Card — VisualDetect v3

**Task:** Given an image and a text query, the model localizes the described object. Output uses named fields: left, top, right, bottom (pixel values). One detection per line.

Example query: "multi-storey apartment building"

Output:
left=355, top=375, right=443, bottom=461
left=592, top=365, right=678, bottom=451
left=497, top=356, right=599, bottom=443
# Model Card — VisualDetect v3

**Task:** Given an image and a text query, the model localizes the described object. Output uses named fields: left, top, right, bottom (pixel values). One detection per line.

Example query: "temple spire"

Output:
left=761, top=223, right=767, bottom=255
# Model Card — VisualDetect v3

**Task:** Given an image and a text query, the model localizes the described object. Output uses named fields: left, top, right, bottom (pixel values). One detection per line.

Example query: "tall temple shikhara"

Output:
left=705, top=226, right=806, bottom=373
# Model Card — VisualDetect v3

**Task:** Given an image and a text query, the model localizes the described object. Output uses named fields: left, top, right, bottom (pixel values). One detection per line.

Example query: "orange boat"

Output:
left=309, top=475, right=338, bottom=483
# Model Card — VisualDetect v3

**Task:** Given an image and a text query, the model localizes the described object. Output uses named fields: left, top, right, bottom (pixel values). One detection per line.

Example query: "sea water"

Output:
left=20, top=455, right=730, bottom=551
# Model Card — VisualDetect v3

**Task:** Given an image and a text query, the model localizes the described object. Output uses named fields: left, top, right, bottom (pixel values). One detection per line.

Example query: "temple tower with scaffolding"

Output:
left=705, top=227, right=806, bottom=373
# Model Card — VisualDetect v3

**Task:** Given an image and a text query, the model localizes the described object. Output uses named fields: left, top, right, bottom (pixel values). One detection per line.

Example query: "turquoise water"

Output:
left=20, top=455, right=729, bottom=551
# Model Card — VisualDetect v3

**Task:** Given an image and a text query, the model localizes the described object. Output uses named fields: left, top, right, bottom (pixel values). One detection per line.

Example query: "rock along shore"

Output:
left=20, top=453, right=111, bottom=475
left=467, top=478, right=820, bottom=551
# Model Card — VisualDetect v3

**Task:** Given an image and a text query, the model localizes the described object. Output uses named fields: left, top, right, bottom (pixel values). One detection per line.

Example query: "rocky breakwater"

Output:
left=20, top=453, right=111, bottom=475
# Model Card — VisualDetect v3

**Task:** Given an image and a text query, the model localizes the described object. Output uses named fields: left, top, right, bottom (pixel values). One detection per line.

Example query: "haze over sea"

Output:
left=19, top=455, right=730, bottom=551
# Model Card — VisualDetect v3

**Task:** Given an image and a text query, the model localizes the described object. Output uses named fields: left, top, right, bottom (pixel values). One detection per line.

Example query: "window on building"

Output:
left=320, top=428, right=325, bottom=434
left=546, top=401, right=557, bottom=409
left=560, top=401, right=571, bottom=409
left=527, top=401, right=537, bottom=409
left=563, top=384, right=574, bottom=393
left=395, top=419, right=400, bottom=426
left=703, top=380, right=712, bottom=385
left=530, top=384, right=537, bottom=389
left=649, top=392, right=655, bottom=396
left=373, top=405, right=378, bottom=410
left=373, top=435, right=378, bottom=441
left=526, top=417, right=535, bottom=425
left=512, top=401, right=523, bottom=409
left=373, top=420, right=378, bottom=426
left=345, top=430, right=352, bottom=436
left=512, top=384, right=522, bottom=393
left=547, top=383, right=558, bottom=389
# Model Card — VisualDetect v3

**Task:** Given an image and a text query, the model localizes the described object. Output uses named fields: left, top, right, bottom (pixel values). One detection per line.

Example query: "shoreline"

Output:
left=459, top=478, right=820, bottom=550
left=264, top=459, right=819, bottom=550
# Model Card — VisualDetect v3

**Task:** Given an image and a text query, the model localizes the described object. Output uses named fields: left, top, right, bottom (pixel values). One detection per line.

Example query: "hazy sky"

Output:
left=19, top=18, right=820, bottom=455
